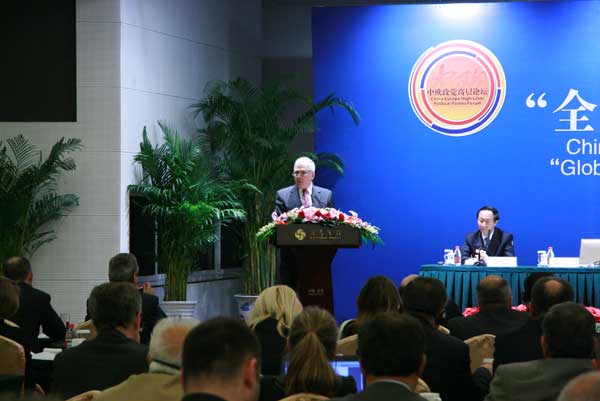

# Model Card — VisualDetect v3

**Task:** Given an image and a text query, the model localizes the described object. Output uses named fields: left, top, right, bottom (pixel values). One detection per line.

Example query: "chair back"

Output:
left=415, top=378, right=431, bottom=394
left=278, top=393, right=329, bottom=401
left=75, top=320, right=97, bottom=340
left=3, top=319, right=19, bottom=328
left=0, top=335, right=25, bottom=375
left=337, top=319, right=356, bottom=340
left=464, top=334, right=495, bottom=373
left=437, top=325, right=450, bottom=335
left=335, top=334, right=358, bottom=355
left=66, top=390, right=101, bottom=401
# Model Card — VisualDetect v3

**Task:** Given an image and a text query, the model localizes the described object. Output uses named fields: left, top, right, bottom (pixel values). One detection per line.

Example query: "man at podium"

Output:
left=274, top=157, right=334, bottom=287
left=461, top=205, right=514, bottom=261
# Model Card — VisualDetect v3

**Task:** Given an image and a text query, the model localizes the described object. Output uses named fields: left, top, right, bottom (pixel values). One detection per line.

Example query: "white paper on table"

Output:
left=32, top=351, right=57, bottom=361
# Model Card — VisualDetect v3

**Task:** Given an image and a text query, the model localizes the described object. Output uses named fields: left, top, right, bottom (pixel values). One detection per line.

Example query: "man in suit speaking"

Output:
left=461, top=205, right=514, bottom=262
left=274, top=157, right=334, bottom=287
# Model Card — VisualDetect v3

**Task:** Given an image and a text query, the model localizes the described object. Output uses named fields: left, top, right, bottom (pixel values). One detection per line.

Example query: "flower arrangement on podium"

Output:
left=257, top=207, right=382, bottom=246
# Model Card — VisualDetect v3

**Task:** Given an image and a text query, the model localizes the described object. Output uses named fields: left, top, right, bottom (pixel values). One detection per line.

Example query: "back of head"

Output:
left=108, top=253, right=139, bottom=283
left=247, top=285, right=303, bottom=337
left=88, top=282, right=141, bottom=332
left=558, top=371, right=600, bottom=401
left=0, top=276, right=20, bottom=319
left=398, top=274, right=419, bottom=299
left=531, top=277, right=574, bottom=318
left=285, top=307, right=338, bottom=397
left=476, top=275, right=511, bottom=311
left=356, top=276, right=402, bottom=325
left=182, top=317, right=260, bottom=390
left=403, top=277, right=447, bottom=321
left=3, top=256, right=31, bottom=283
left=358, top=312, right=425, bottom=378
left=149, top=317, right=199, bottom=374
left=523, top=272, right=554, bottom=303
left=542, top=302, right=595, bottom=358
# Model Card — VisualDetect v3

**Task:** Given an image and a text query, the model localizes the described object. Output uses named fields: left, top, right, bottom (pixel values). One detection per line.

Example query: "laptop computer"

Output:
left=283, top=355, right=364, bottom=391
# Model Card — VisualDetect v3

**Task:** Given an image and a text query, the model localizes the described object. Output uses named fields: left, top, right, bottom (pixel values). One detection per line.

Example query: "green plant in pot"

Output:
left=0, top=135, right=82, bottom=264
left=193, top=78, right=360, bottom=295
left=129, top=122, right=249, bottom=301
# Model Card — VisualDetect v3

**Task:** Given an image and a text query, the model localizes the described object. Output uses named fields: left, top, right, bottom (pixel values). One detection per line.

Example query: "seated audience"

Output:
left=447, top=275, right=529, bottom=340
left=399, top=274, right=460, bottom=326
left=493, top=276, right=574, bottom=371
left=181, top=317, right=260, bottom=401
left=486, top=302, right=596, bottom=401
left=3, top=256, right=65, bottom=353
left=557, top=371, right=600, bottom=401
left=330, top=312, right=427, bottom=401
left=94, top=317, right=198, bottom=401
left=247, top=285, right=303, bottom=375
left=52, top=282, right=149, bottom=399
left=403, top=277, right=482, bottom=401
left=340, top=276, right=402, bottom=339
left=260, top=307, right=357, bottom=401
left=0, top=276, right=35, bottom=390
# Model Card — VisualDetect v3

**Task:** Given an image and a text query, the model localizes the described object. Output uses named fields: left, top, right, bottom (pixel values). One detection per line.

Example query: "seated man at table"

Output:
left=52, top=282, right=149, bottom=399
left=461, top=206, right=514, bottom=262
left=447, top=275, right=529, bottom=340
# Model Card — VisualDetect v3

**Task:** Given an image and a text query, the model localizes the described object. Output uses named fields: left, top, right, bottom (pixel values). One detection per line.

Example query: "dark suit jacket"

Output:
left=12, top=282, right=66, bottom=353
left=461, top=228, right=514, bottom=260
left=330, top=381, right=425, bottom=401
left=259, top=374, right=356, bottom=401
left=0, top=320, right=34, bottom=388
left=182, top=394, right=227, bottom=401
left=254, top=318, right=287, bottom=375
left=447, top=309, right=530, bottom=341
left=493, top=318, right=543, bottom=372
left=415, top=317, right=482, bottom=401
left=275, top=184, right=334, bottom=215
left=52, top=329, right=148, bottom=399
left=485, top=358, right=594, bottom=401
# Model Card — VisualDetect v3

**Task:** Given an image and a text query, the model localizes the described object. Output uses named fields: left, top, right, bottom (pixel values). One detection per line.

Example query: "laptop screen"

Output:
left=283, top=356, right=364, bottom=391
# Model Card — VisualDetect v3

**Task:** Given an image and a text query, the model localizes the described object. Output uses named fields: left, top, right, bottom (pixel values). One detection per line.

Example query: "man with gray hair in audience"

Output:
left=94, top=317, right=199, bottom=401
left=558, top=371, right=600, bottom=401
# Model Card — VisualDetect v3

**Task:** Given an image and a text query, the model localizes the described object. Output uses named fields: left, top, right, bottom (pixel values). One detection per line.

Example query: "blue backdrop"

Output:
left=312, top=1, right=600, bottom=321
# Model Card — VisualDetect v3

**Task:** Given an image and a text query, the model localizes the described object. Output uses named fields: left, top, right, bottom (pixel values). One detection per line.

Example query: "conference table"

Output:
left=419, top=264, right=600, bottom=311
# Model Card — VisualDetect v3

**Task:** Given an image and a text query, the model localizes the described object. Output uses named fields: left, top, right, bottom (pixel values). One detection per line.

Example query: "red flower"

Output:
left=298, top=210, right=305, bottom=219
left=315, top=210, right=322, bottom=217
left=338, top=214, right=345, bottom=222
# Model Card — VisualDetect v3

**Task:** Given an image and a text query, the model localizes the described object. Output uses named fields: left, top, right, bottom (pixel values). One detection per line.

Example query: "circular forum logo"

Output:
left=408, top=40, right=506, bottom=137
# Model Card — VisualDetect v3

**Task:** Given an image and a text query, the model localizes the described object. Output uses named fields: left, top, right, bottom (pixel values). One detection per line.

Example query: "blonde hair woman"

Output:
left=247, top=285, right=303, bottom=375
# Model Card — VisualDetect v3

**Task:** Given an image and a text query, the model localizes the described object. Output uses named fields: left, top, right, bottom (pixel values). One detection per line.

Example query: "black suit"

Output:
left=12, top=282, right=66, bottom=353
left=52, top=329, right=148, bottom=399
left=253, top=318, right=287, bottom=375
left=182, top=394, right=227, bottom=401
left=461, top=228, right=514, bottom=260
left=415, top=316, right=482, bottom=401
left=0, top=320, right=34, bottom=389
left=447, top=309, right=530, bottom=341
left=493, top=318, right=543, bottom=372
left=330, top=381, right=424, bottom=401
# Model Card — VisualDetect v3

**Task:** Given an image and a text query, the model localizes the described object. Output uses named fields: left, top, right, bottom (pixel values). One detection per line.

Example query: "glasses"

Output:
left=292, top=171, right=311, bottom=177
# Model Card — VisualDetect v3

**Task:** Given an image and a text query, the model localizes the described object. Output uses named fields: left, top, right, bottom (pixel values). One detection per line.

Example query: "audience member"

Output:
left=493, top=276, right=574, bottom=370
left=557, top=371, right=600, bottom=401
left=447, top=275, right=529, bottom=340
left=52, top=282, right=149, bottom=399
left=260, top=307, right=356, bottom=401
left=399, top=274, right=460, bottom=326
left=94, top=317, right=198, bottom=401
left=106, top=253, right=166, bottom=344
left=181, top=317, right=260, bottom=401
left=247, top=285, right=303, bottom=375
left=331, top=312, right=427, bottom=401
left=2, top=256, right=65, bottom=353
left=0, top=276, right=35, bottom=390
left=340, top=276, right=402, bottom=339
left=403, top=277, right=481, bottom=401
left=486, top=302, right=596, bottom=401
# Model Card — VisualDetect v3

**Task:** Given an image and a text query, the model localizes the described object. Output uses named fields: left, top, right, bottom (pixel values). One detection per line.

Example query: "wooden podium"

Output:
left=275, top=224, right=361, bottom=313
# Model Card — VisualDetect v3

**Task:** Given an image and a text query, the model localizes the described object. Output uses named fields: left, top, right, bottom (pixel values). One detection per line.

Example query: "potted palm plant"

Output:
left=193, top=78, right=360, bottom=296
left=0, top=135, right=82, bottom=264
left=128, top=122, right=249, bottom=308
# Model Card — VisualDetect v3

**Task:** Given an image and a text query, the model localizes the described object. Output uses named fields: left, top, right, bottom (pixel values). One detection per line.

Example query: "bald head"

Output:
left=476, top=275, right=511, bottom=311
left=558, top=369, right=600, bottom=401
left=149, top=318, right=199, bottom=374
left=531, top=277, right=574, bottom=318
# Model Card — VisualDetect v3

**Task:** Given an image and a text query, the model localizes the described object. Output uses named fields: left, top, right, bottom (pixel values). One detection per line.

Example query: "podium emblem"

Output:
left=294, top=228, right=306, bottom=240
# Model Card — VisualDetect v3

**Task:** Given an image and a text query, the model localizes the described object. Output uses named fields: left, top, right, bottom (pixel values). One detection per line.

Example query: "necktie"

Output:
left=302, top=189, right=310, bottom=208
left=484, top=235, right=490, bottom=250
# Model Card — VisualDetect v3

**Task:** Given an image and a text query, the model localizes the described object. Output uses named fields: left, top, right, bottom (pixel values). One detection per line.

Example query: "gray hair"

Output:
left=108, top=253, right=139, bottom=283
left=149, top=317, right=199, bottom=374
left=558, top=371, right=600, bottom=401
left=294, top=157, right=316, bottom=173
